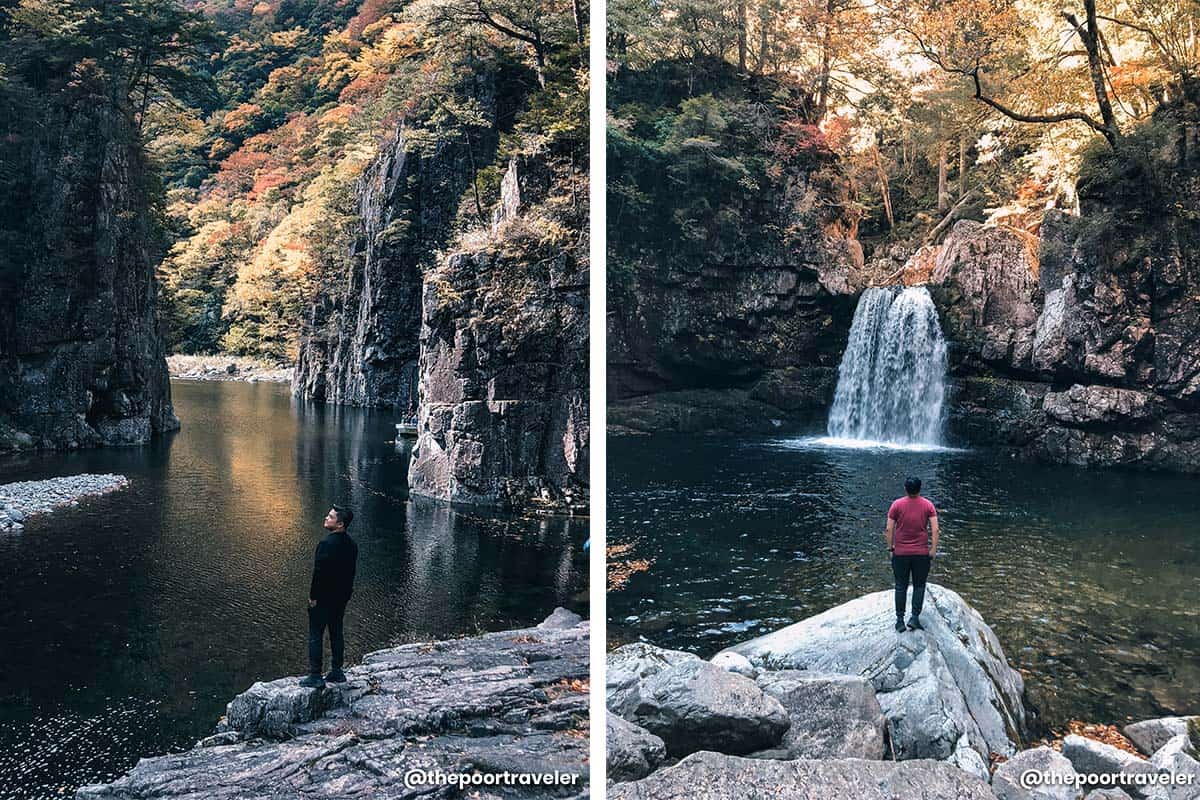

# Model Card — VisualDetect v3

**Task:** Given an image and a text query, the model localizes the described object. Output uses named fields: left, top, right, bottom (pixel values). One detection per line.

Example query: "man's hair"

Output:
left=904, top=477, right=922, bottom=496
left=331, top=505, right=354, bottom=528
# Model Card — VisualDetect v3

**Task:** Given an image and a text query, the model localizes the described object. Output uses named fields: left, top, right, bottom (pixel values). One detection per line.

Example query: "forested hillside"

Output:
left=157, top=0, right=586, bottom=362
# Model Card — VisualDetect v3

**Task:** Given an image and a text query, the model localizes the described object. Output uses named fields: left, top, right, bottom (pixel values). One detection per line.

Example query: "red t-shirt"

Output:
left=889, top=495, right=937, bottom=555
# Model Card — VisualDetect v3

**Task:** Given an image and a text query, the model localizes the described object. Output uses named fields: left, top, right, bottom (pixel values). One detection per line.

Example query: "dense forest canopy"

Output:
left=608, top=0, right=1199, bottom=253
left=2, top=0, right=586, bottom=360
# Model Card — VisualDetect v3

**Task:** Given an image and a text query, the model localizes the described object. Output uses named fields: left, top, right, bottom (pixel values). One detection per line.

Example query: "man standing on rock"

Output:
left=300, top=506, right=358, bottom=688
left=885, top=477, right=938, bottom=633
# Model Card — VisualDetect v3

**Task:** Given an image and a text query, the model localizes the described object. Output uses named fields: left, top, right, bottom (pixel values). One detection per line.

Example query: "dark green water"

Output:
left=608, top=433, right=1200, bottom=733
left=0, top=380, right=587, bottom=799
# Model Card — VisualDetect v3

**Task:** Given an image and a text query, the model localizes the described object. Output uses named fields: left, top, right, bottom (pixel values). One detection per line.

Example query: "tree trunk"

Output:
left=572, top=0, right=586, bottom=54
left=874, top=147, right=894, bottom=230
left=958, top=134, right=967, bottom=198
left=755, top=7, right=769, bottom=75
left=1067, top=0, right=1120, bottom=147
left=937, top=138, right=948, bottom=212
left=737, top=0, right=747, bottom=72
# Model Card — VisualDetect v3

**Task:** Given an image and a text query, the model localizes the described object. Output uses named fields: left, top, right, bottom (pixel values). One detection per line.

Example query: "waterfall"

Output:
left=826, top=286, right=948, bottom=446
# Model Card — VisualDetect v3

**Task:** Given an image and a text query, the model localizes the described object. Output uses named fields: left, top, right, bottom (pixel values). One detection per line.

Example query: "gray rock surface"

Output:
left=617, top=658, right=790, bottom=757
left=710, top=651, right=757, bottom=678
left=1146, top=733, right=1200, bottom=800
left=607, top=751, right=999, bottom=799
left=1124, top=718, right=1198, bottom=757
left=607, top=714, right=667, bottom=783
left=76, top=610, right=589, bottom=799
left=754, top=670, right=886, bottom=759
left=606, top=643, right=704, bottom=718
left=992, top=746, right=1084, bottom=800
left=720, top=584, right=1027, bottom=764
left=1060, top=736, right=1158, bottom=799
left=1084, top=790, right=1133, bottom=800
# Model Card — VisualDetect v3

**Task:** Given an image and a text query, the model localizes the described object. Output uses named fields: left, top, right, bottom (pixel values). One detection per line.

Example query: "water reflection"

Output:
left=608, top=433, right=1200, bottom=732
left=0, top=380, right=586, bottom=799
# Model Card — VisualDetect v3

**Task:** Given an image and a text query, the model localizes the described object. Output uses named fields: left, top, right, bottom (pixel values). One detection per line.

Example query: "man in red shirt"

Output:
left=885, top=476, right=939, bottom=632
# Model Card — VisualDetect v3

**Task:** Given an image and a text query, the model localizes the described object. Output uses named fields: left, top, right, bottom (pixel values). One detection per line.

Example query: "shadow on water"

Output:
left=608, top=432, right=1200, bottom=733
left=0, top=380, right=587, bottom=799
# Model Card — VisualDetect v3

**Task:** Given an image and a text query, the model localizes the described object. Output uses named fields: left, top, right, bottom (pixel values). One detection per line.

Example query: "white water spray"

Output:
left=826, top=286, right=948, bottom=446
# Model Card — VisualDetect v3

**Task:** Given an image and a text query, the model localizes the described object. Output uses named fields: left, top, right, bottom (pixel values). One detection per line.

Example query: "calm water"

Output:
left=0, top=381, right=587, bottom=799
left=608, top=433, right=1200, bottom=733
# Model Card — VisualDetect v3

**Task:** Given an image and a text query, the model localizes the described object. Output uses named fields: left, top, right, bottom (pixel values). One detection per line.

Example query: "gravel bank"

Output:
left=0, top=474, right=129, bottom=532
left=168, top=355, right=292, bottom=383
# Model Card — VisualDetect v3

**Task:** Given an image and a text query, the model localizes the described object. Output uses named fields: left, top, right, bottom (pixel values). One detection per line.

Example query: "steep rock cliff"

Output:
left=608, top=141, right=863, bottom=432
left=0, top=97, right=177, bottom=450
left=408, top=157, right=589, bottom=509
left=928, top=100, right=1200, bottom=471
left=293, top=71, right=497, bottom=411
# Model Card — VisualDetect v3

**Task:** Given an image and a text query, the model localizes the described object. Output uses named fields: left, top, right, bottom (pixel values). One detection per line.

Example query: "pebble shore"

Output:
left=0, top=474, right=129, bottom=532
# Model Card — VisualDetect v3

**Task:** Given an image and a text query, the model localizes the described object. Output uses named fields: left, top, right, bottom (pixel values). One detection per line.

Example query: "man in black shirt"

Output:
left=300, top=506, right=358, bottom=688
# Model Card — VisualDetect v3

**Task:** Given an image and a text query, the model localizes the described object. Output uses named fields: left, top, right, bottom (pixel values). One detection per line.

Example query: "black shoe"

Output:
left=894, top=619, right=906, bottom=633
left=299, top=674, right=325, bottom=688
left=324, top=670, right=347, bottom=683
left=906, top=616, right=924, bottom=630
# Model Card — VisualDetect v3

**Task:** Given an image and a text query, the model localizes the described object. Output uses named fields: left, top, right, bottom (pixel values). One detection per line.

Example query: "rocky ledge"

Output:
left=77, top=609, right=590, bottom=799
left=168, top=355, right=293, bottom=384
left=607, top=585, right=1200, bottom=799
left=0, top=473, right=129, bottom=532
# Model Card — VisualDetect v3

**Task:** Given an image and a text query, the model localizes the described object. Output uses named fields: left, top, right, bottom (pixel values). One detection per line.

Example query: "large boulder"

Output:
left=607, top=751, right=998, bottom=799
left=607, top=714, right=667, bottom=783
left=1124, top=718, right=1199, bottom=757
left=607, top=643, right=704, bottom=717
left=617, top=658, right=790, bottom=757
left=1145, top=734, right=1200, bottom=800
left=1060, top=736, right=1159, bottom=799
left=719, top=584, right=1027, bottom=764
left=993, top=746, right=1084, bottom=800
left=754, top=670, right=886, bottom=759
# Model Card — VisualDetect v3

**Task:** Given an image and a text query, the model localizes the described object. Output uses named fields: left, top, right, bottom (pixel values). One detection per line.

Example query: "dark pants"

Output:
left=892, top=554, right=932, bottom=620
left=307, top=602, right=346, bottom=676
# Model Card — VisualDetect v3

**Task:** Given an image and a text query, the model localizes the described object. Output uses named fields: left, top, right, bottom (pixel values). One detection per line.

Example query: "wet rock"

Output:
left=1124, top=718, right=1198, bottom=757
left=993, top=746, right=1084, bottom=800
left=754, top=670, right=885, bottom=760
left=0, top=474, right=129, bottom=526
left=607, top=751, right=998, bottom=799
left=607, top=714, right=666, bottom=783
left=1084, top=791, right=1133, bottom=800
left=76, top=609, right=589, bottom=799
left=932, top=220, right=1041, bottom=337
left=1043, top=386, right=1159, bottom=427
left=618, top=658, right=789, bottom=757
left=720, top=584, right=1027, bottom=764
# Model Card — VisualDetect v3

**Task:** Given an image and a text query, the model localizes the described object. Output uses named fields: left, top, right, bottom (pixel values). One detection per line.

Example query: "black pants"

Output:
left=307, top=602, right=346, bottom=676
left=892, top=554, right=932, bottom=620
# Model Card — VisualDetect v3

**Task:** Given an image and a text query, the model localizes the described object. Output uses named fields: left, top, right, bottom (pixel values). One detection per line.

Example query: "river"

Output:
left=608, top=432, right=1200, bottom=734
left=0, top=380, right=587, bottom=799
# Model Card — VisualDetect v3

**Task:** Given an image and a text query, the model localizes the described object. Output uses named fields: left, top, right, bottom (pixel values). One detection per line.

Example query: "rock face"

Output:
left=720, top=584, right=1028, bottom=765
left=607, top=128, right=863, bottom=433
left=927, top=99, right=1200, bottom=472
left=293, top=85, right=493, bottom=411
left=754, top=670, right=886, bottom=760
left=607, top=714, right=667, bottom=783
left=0, top=96, right=178, bottom=451
left=406, top=157, right=588, bottom=510
left=76, top=610, right=589, bottom=799
left=607, top=751, right=999, bottom=799
left=992, top=746, right=1083, bottom=800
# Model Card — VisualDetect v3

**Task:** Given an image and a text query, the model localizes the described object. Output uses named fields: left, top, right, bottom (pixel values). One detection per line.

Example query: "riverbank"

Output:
left=76, top=608, right=589, bottom=799
left=606, top=586, right=1200, bottom=799
left=167, top=355, right=292, bottom=383
left=0, top=474, right=129, bottom=532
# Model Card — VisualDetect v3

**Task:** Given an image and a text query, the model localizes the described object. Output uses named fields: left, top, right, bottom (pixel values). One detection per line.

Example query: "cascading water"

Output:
left=826, top=286, right=948, bottom=446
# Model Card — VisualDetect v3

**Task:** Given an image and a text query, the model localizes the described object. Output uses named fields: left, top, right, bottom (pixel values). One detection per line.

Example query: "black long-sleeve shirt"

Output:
left=309, top=531, right=358, bottom=606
